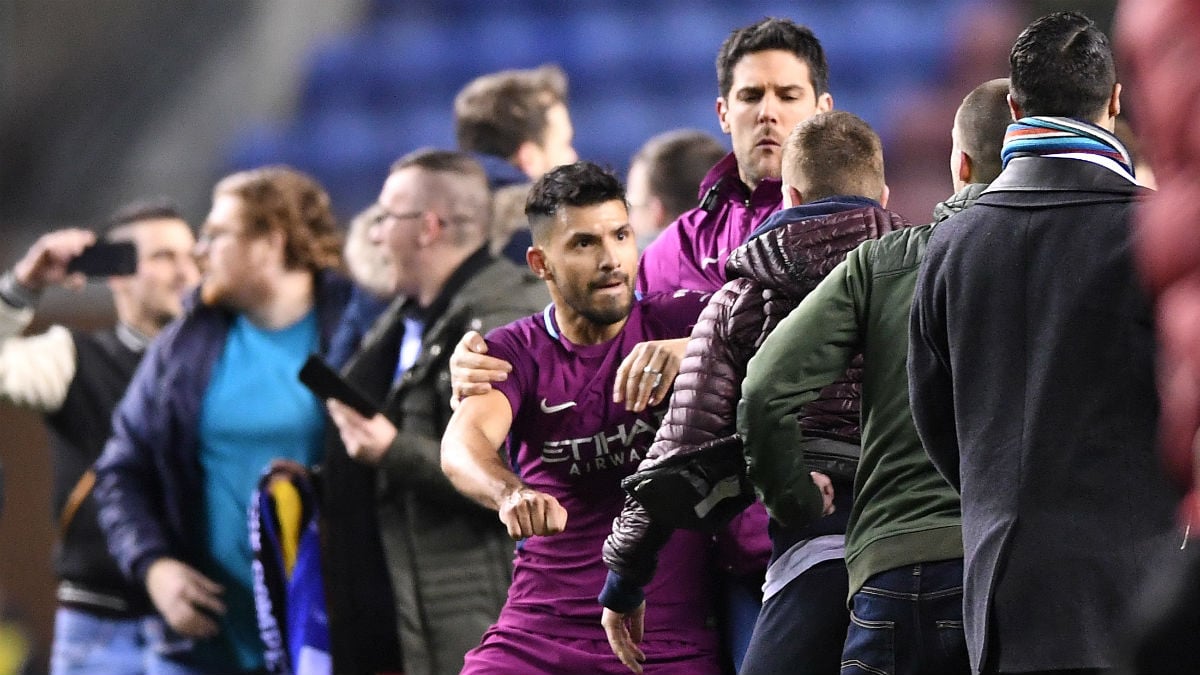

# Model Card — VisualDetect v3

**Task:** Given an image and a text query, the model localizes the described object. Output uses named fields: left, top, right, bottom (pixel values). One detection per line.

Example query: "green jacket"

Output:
left=738, top=184, right=984, bottom=598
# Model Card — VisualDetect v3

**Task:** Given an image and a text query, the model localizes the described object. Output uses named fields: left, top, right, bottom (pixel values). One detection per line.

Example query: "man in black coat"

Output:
left=907, top=11, right=1180, bottom=675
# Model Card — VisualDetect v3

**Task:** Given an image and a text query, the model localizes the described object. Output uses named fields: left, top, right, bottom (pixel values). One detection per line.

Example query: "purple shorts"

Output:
left=460, top=623, right=722, bottom=675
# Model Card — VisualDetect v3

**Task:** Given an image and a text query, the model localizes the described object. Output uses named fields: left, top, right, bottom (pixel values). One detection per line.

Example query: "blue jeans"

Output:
left=51, top=608, right=219, bottom=675
left=51, top=607, right=153, bottom=675
left=841, top=559, right=969, bottom=675
left=741, top=559, right=849, bottom=675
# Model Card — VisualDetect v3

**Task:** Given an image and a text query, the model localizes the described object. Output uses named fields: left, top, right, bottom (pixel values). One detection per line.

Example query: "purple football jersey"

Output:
left=485, top=290, right=717, bottom=642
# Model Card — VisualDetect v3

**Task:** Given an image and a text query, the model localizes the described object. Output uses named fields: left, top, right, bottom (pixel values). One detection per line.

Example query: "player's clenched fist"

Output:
left=499, top=487, right=568, bottom=539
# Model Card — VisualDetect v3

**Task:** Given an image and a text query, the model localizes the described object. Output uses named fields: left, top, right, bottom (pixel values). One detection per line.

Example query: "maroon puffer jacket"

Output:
left=603, top=204, right=910, bottom=586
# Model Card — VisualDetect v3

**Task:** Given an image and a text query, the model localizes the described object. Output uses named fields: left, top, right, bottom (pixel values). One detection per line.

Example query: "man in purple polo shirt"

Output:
left=441, top=162, right=722, bottom=675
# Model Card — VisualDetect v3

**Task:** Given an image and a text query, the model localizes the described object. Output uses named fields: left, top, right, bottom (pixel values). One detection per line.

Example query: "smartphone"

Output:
left=298, top=354, right=382, bottom=418
left=66, top=241, right=138, bottom=277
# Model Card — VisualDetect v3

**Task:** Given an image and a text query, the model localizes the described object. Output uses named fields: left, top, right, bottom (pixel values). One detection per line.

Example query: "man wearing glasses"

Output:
left=322, top=149, right=548, bottom=675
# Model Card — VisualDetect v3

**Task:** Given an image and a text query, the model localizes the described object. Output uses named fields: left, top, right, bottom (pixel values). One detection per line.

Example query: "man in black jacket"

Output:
left=908, top=11, right=1179, bottom=675
left=323, top=150, right=548, bottom=675
left=0, top=202, right=198, bottom=674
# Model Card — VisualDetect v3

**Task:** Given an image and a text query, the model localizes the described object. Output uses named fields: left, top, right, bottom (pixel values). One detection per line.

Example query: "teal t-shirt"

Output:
left=195, top=311, right=325, bottom=670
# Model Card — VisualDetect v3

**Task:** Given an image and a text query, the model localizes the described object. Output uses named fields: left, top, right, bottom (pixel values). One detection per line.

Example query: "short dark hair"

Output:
left=214, top=166, right=342, bottom=272
left=526, top=161, right=625, bottom=243
left=454, top=64, right=569, bottom=160
left=783, top=111, right=884, bottom=203
left=956, top=78, right=1012, bottom=183
left=632, top=130, right=727, bottom=221
left=103, top=197, right=186, bottom=241
left=1009, top=11, right=1115, bottom=120
left=716, top=18, right=828, bottom=99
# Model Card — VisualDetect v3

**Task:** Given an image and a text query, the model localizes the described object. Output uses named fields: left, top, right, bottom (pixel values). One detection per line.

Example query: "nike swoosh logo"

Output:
left=540, top=398, right=577, bottom=413
left=700, top=256, right=720, bottom=269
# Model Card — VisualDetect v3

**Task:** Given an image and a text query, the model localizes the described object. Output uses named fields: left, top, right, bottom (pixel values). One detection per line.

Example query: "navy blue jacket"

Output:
left=94, top=270, right=351, bottom=583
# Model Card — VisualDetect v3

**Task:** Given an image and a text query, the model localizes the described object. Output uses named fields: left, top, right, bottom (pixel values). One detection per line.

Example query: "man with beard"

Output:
left=454, top=15, right=835, bottom=414
left=448, top=19, right=835, bottom=664
left=322, top=149, right=548, bottom=675
left=94, top=167, right=350, bottom=674
left=0, top=201, right=198, bottom=675
left=441, top=162, right=722, bottom=675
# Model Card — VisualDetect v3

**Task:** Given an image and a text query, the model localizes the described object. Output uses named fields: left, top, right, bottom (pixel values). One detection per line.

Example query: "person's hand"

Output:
left=811, top=471, right=836, bottom=516
left=498, top=487, right=567, bottom=539
left=449, top=330, right=513, bottom=409
left=12, top=228, right=96, bottom=292
left=327, top=399, right=399, bottom=465
left=145, top=557, right=225, bottom=639
left=602, top=603, right=646, bottom=674
left=612, top=337, right=687, bottom=412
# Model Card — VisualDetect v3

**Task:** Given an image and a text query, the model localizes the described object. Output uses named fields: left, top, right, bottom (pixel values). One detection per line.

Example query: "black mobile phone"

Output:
left=298, top=354, right=382, bottom=418
left=66, top=241, right=138, bottom=277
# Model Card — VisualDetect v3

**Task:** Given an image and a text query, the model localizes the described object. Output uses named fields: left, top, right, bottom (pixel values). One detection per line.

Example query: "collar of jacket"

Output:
left=472, top=153, right=530, bottom=190
left=727, top=202, right=908, bottom=297
left=980, top=156, right=1146, bottom=207
left=401, top=245, right=494, bottom=324
left=696, top=152, right=782, bottom=210
left=932, top=183, right=990, bottom=224
left=115, top=322, right=153, bottom=353
left=750, top=195, right=881, bottom=240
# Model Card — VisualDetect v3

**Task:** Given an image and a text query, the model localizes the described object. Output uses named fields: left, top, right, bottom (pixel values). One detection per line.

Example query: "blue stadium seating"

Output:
left=227, top=0, right=974, bottom=219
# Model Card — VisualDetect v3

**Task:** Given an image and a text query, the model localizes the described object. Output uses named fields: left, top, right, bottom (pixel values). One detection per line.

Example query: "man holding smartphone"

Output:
left=0, top=200, right=198, bottom=675
left=94, top=168, right=350, bottom=675
left=321, top=149, right=548, bottom=675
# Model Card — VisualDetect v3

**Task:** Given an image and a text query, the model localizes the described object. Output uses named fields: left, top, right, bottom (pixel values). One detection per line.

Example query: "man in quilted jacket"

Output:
left=603, top=111, right=908, bottom=675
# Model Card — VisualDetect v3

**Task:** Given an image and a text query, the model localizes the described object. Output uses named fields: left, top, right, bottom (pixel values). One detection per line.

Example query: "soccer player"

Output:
left=441, top=161, right=722, bottom=675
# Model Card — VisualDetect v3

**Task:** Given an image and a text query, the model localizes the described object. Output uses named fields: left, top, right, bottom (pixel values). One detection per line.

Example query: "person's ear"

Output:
left=513, top=141, right=545, bottom=180
left=106, top=275, right=130, bottom=297
left=958, top=152, right=974, bottom=185
left=785, top=185, right=804, bottom=208
left=647, top=197, right=669, bottom=230
left=527, top=246, right=551, bottom=281
left=716, top=97, right=731, bottom=134
left=416, top=212, right=441, bottom=247
left=1007, top=94, right=1023, bottom=121
left=265, top=228, right=288, bottom=266
left=879, top=183, right=890, bottom=209
left=816, top=92, right=834, bottom=113
left=1108, top=83, right=1122, bottom=119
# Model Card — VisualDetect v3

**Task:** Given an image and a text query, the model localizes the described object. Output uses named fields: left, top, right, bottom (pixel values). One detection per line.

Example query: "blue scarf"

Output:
left=250, top=464, right=330, bottom=675
left=1001, top=116, right=1134, bottom=178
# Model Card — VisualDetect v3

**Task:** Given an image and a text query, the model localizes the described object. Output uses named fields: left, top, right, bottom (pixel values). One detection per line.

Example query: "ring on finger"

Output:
left=642, top=365, right=661, bottom=375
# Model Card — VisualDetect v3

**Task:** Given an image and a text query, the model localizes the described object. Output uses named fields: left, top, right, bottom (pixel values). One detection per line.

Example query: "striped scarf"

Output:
left=1001, top=116, right=1134, bottom=177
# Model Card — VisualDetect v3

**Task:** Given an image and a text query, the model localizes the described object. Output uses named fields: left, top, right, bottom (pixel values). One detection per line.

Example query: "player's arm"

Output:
left=441, top=390, right=567, bottom=539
